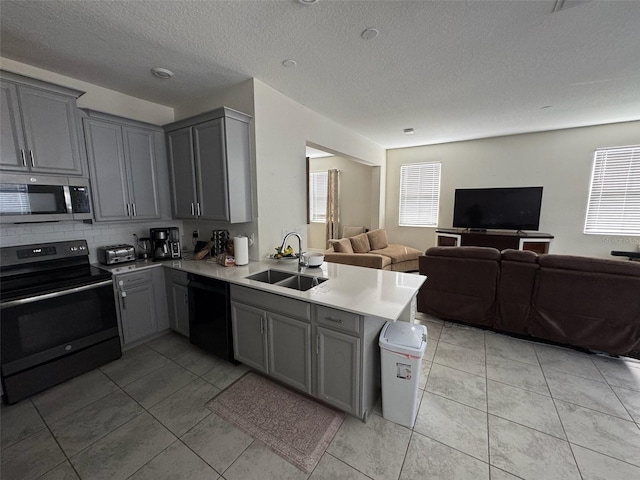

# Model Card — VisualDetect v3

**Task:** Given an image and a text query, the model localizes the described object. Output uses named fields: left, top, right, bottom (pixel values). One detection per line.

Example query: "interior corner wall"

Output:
left=0, top=57, right=174, bottom=125
left=252, top=79, right=385, bottom=258
left=385, top=120, right=640, bottom=258
left=172, top=79, right=255, bottom=122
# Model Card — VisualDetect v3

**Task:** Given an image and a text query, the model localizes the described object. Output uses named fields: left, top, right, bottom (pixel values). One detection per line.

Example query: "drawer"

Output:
left=166, top=268, right=188, bottom=286
left=230, top=285, right=311, bottom=321
left=315, top=305, right=360, bottom=335
left=116, top=270, right=152, bottom=288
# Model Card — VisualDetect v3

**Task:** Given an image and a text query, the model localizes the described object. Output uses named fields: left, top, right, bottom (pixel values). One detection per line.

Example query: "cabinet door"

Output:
left=193, top=119, right=229, bottom=221
left=268, top=312, right=312, bottom=394
left=167, top=127, right=198, bottom=218
left=122, top=126, right=160, bottom=219
left=317, top=326, right=361, bottom=416
left=18, top=85, right=83, bottom=175
left=119, top=282, right=158, bottom=345
left=84, top=118, right=130, bottom=221
left=170, top=283, right=190, bottom=337
left=0, top=81, right=27, bottom=171
left=230, top=301, right=268, bottom=373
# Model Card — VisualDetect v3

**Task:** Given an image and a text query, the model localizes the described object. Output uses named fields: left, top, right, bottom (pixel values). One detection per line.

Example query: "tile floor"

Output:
left=2, top=312, right=640, bottom=480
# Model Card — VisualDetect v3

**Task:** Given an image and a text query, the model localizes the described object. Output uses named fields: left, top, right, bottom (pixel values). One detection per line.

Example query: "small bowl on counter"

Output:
left=303, top=252, right=324, bottom=267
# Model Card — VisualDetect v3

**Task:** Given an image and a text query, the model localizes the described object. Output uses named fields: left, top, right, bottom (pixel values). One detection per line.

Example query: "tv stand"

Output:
left=436, top=229, right=553, bottom=254
left=467, top=228, right=487, bottom=233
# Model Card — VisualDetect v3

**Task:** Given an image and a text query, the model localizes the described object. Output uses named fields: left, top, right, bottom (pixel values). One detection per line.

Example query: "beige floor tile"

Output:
left=486, top=354, right=549, bottom=395
left=611, top=385, right=640, bottom=423
left=535, top=344, right=604, bottom=382
left=327, top=413, right=411, bottom=480
left=593, top=355, right=640, bottom=392
left=0, top=427, right=66, bottom=480
left=487, top=380, right=565, bottom=439
left=309, top=454, right=371, bottom=480
left=180, top=413, right=253, bottom=474
left=49, top=389, right=144, bottom=456
left=0, top=399, right=46, bottom=448
left=489, top=466, right=522, bottom=480
left=201, top=361, right=249, bottom=390
left=438, top=324, right=486, bottom=351
left=123, top=362, right=197, bottom=409
left=414, top=392, right=488, bottom=462
left=175, top=347, right=224, bottom=376
left=128, top=440, right=220, bottom=480
left=426, top=363, right=487, bottom=411
left=555, top=400, right=640, bottom=467
left=149, top=378, right=220, bottom=436
left=38, top=461, right=80, bottom=480
left=32, top=369, right=119, bottom=424
left=488, top=415, right=580, bottom=480
left=100, top=345, right=171, bottom=387
left=485, top=332, right=539, bottom=365
left=70, top=412, right=176, bottom=480
left=417, top=359, right=432, bottom=390
left=400, top=432, right=489, bottom=480
left=433, top=342, right=486, bottom=377
left=571, top=444, right=640, bottom=480
left=145, top=332, right=193, bottom=360
left=223, top=441, right=309, bottom=480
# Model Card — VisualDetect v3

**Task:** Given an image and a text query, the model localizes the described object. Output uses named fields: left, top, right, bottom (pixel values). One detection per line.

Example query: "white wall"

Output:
left=385, top=121, right=640, bottom=258
left=307, top=155, right=374, bottom=250
left=253, top=80, right=385, bottom=258
left=0, top=57, right=174, bottom=125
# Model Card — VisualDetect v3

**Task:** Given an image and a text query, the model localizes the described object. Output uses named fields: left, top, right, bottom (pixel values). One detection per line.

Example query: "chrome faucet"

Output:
left=280, top=232, right=303, bottom=271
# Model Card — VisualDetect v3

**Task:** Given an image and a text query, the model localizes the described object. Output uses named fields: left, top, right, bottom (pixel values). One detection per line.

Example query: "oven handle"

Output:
left=0, top=279, right=113, bottom=309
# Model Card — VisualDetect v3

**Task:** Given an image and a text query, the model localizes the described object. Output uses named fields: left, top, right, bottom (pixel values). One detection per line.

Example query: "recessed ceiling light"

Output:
left=404, top=128, right=415, bottom=135
left=282, top=59, right=297, bottom=68
left=151, top=67, right=174, bottom=79
left=361, top=28, right=379, bottom=40
left=298, top=0, right=318, bottom=4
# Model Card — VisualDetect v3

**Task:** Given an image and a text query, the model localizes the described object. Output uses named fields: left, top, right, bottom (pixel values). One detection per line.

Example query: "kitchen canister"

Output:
left=233, top=236, right=249, bottom=265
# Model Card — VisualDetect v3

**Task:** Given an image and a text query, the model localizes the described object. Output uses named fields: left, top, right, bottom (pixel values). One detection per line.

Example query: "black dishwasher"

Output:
left=188, top=275, right=237, bottom=364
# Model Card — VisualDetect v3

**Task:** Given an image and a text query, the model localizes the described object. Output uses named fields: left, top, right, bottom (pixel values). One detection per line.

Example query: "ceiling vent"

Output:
left=552, top=0, right=591, bottom=13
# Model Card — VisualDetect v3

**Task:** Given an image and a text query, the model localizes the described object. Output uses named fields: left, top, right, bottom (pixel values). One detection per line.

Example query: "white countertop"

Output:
left=97, top=258, right=426, bottom=322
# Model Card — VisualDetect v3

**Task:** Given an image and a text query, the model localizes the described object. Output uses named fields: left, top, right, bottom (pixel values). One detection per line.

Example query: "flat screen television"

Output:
left=453, top=187, right=543, bottom=231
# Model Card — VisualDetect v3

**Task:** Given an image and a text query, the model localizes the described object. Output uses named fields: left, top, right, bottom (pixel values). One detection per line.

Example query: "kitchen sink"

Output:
left=246, top=269, right=328, bottom=291
left=246, top=269, right=295, bottom=284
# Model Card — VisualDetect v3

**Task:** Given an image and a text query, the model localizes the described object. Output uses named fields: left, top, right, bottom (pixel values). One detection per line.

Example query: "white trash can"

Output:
left=379, top=321, right=428, bottom=428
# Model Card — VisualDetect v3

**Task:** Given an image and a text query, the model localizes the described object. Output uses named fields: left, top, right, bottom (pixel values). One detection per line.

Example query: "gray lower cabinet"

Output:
left=0, top=72, right=85, bottom=175
left=83, top=110, right=163, bottom=221
left=230, top=285, right=384, bottom=419
left=165, top=269, right=190, bottom=337
left=165, top=107, right=253, bottom=223
left=115, top=268, right=169, bottom=346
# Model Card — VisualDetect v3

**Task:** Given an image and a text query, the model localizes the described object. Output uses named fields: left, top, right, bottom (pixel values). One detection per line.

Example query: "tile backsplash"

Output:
left=1, top=220, right=184, bottom=263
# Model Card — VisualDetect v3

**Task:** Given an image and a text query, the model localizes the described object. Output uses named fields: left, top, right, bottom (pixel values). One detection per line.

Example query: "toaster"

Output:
left=97, top=244, right=136, bottom=265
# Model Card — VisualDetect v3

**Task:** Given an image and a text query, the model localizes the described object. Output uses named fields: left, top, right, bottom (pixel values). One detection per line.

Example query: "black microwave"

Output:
left=0, top=173, right=92, bottom=223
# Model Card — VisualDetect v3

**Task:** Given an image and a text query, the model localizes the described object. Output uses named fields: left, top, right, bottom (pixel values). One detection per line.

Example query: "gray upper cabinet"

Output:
left=0, top=71, right=84, bottom=175
left=165, top=107, right=252, bottom=223
left=83, top=110, right=162, bottom=222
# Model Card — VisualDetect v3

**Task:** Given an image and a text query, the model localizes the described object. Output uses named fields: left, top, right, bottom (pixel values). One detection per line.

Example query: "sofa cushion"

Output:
left=501, top=249, right=538, bottom=263
left=350, top=233, right=371, bottom=253
left=367, top=229, right=389, bottom=250
left=324, top=252, right=392, bottom=270
left=371, top=244, right=421, bottom=264
left=342, top=225, right=366, bottom=238
left=538, top=254, right=640, bottom=277
left=332, top=238, right=354, bottom=253
left=426, top=246, right=501, bottom=261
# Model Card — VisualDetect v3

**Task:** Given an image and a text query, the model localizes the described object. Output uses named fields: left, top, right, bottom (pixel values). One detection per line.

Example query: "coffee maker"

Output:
left=150, top=227, right=181, bottom=260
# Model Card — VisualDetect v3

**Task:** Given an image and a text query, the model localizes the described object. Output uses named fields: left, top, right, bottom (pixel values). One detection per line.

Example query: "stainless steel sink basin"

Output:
left=246, top=269, right=295, bottom=284
left=276, top=274, right=328, bottom=291
left=245, top=269, right=328, bottom=291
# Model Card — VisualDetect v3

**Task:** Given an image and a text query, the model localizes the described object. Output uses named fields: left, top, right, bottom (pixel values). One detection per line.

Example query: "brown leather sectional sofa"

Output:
left=417, top=246, right=640, bottom=355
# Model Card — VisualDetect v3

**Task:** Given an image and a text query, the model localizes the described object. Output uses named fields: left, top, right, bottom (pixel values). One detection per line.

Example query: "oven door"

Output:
left=0, top=280, right=119, bottom=377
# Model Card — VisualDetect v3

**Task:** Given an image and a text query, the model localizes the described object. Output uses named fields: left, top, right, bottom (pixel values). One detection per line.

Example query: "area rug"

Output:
left=205, top=372, right=345, bottom=473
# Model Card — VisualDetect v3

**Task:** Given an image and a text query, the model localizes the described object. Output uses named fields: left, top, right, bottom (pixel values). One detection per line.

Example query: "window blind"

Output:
left=584, top=145, right=640, bottom=235
left=399, top=162, right=441, bottom=227
left=309, top=171, right=328, bottom=223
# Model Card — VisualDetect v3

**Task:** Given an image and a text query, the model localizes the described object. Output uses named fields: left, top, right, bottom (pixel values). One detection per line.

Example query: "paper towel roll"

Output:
left=234, top=236, right=249, bottom=265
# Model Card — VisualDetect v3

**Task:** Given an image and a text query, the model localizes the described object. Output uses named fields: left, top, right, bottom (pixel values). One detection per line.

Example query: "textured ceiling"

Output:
left=1, top=0, right=639, bottom=149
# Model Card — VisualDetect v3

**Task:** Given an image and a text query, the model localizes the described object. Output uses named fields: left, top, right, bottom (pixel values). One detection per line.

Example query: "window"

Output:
left=309, top=171, right=328, bottom=223
left=399, top=162, right=441, bottom=227
left=584, top=145, right=640, bottom=235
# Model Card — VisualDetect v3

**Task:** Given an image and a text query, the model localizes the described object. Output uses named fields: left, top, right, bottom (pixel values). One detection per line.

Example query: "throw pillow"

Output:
left=367, top=229, right=389, bottom=250
left=350, top=233, right=371, bottom=253
left=333, top=238, right=354, bottom=253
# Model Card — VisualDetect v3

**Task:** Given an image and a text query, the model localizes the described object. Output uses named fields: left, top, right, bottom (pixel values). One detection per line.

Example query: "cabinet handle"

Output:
left=325, top=316, right=344, bottom=324
left=260, top=317, right=265, bottom=334
left=132, top=203, right=137, bottom=217
left=190, top=203, right=195, bottom=216
left=121, top=291, right=127, bottom=309
left=29, top=150, right=35, bottom=167
left=316, top=334, right=320, bottom=354
left=196, top=202, right=201, bottom=217
left=20, top=149, right=26, bottom=167
left=184, top=293, right=188, bottom=304
left=125, top=203, right=131, bottom=217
